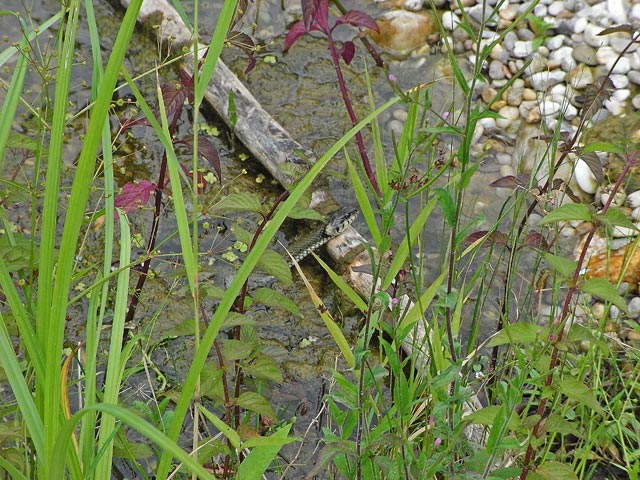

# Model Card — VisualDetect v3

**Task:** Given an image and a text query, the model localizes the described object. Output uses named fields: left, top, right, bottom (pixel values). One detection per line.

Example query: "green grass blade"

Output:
left=0, top=310, right=43, bottom=459
left=42, top=0, right=143, bottom=469
left=382, top=196, right=438, bottom=289
left=51, top=404, right=217, bottom=480
left=95, top=216, right=132, bottom=479
left=347, top=150, right=381, bottom=245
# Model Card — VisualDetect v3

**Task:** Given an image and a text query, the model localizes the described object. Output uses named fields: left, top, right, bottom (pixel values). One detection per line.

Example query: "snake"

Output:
left=286, top=208, right=358, bottom=266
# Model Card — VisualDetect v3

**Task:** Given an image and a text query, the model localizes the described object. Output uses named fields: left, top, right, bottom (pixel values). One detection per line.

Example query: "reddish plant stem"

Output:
left=325, top=33, right=382, bottom=198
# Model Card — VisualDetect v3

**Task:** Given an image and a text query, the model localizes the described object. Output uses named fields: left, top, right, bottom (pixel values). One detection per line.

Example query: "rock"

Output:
left=540, top=100, right=562, bottom=117
left=496, top=106, right=520, bottom=128
left=567, top=64, right=594, bottom=89
left=529, top=70, right=566, bottom=91
left=572, top=44, right=598, bottom=66
left=574, top=158, right=598, bottom=194
left=441, top=11, right=459, bottom=31
left=369, top=11, right=437, bottom=52
left=489, top=60, right=506, bottom=80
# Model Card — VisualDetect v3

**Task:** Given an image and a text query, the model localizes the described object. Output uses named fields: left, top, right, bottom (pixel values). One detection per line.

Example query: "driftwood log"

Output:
left=121, top=0, right=485, bottom=445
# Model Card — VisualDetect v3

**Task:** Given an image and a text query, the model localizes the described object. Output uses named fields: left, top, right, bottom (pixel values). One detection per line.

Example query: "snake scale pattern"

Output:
left=287, top=208, right=358, bottom=266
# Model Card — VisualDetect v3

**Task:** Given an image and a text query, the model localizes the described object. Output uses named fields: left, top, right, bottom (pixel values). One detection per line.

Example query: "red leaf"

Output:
left=339, top=41, right=355, bottom=65
left=335, top=10, right=379, bottom=32
left=283, top=21, right=307, bottom=52
left=464, top=230, right=508, bottom=246
left=114, top=180, right=157, bottom=214
left=174, top=135, right=222, bottom=183
left=524, top=232, right=549, bottom=250
left=159, top=82, right=189, bottom=119
left=178, top=68, right=194, bottom=103
left=490, top=174, right=531, bottom=188
left=301, top=0, right=322, bottom=30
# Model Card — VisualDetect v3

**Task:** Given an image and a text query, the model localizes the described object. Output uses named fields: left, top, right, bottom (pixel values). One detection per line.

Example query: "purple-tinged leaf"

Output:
left=284, top=21, right=307, bottom=52
left=335, top=10, right=379, bottom=32
left=575, top=151, right=603, bottom=185
left=490, top=174, right=531, bottom=188
left=524, top=232, right=549, bottom=251
left=244, top=54, right=257, bottom=74
left=339, top=41, right=356, bottom=65
left=159, top=82, right=189, bottom=120
left=174, top=135, right=221, bottom=183
left=177, top=68, right=194, bottom=103
left=312, top=0, right=330, bottom=32
left=114, top=180, right=157, bottom=214
left=464, top=230, right=508, bottom=246
left=301, top=0, right=322, bottom=31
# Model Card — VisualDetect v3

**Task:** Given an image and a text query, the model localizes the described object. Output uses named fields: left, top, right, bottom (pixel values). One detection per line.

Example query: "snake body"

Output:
left=287, top=208, right=358, bottom=266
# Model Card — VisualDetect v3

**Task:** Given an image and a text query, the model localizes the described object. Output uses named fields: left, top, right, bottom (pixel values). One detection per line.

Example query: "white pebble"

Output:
left=442, top=11, right=459, bottom=31
left=613, top=89, right=631, bottom=102
left=540, top=100, right=562, bottom=116
left=627, top=297, right=640, bottom=319
left=574, top=158, right=598, bottom=194
left=478, top=116, right=497, bottom=132
left=545, top=34, right=565, bottom=50
left=513, top=40, right=534, bottom=58
left=548, top=1, right=565, bottom=15
left=530, top=70, right=566, bottom=91
left=607, top=0, right=629, bottom=24
left=626, top=190, right=640, bottom=208
left=583, top=23, right=608, bottom=48
left=496, top=106, right=520, bottom=128
left=573, top=17, right=588, bottom=34
left=604, top=98, right=625, bottom=116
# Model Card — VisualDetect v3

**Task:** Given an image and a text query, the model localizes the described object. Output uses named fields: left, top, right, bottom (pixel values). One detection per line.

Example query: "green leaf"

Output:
left=581, top=141, right=624, bottom=155
left=237, top=423, right=295, bottom=480
left=242, top=353, right=283, bottom=383
left=257, top=249, right=292, bottom=286
left=232, top=223, right=255, bottom=246
left=543, top=413, right=580, bottom=436
left=544, top=252, right=578, bottom=278
left=530, top=462, right=578, bottom=480
left=434, top=188, right=456, bottom=227
left=595, top=207, right=638, bottom=230
left=213, top=192, right=265, bottom=214
left=254, top=287, right=301, bottom=317
left=580, top=277, right=627, bottom=311
left=222, top=339, right=255, bottom=361
left=198, top=404, right=240, bottom=449
left=538, top=204, right=592, bottom=224
left=465, top=405, right=501, bottom=425
left=222, top=312, right=255, bottom=328
left=0, top=234, right=38, bottom=272
left=287, top=205, right=324, bottom=221
left=488, top=323, right=550, bottom=347
left=235, top=391, right=277, bottom=419
left=557, top=377, right=604, bottom=415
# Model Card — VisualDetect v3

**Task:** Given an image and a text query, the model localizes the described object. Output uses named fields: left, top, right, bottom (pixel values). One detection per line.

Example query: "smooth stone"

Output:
left=632, top=4, right=640, bottom=21
left=522, top=88, right=537, bottom=101
left=545, top=34, right=566, bottom=50
left=369, top=11, right=437, bottom=52
left=627, top=297, right=640, bottom=319
left=567, top=64, right=594, bottom=89
left=496, top=106, right=520, bottom=128
left=529, top=70, right=566, bottom=91
left=612, top=89, right=631, bottom=102
left=547, top=1, right=565, bottom=15
left=503, top=30, right=518, bottom=52
left=496, top=152, right=512, bottom=165
left=633, top=94, right=640, bottom=109
left=512, top=40, right=534, bottom=58
left=573, top=16, right=588, bottom=34
left=482, top=87, right=499, bottom=104
left=500, top=5, right=519, bottom=21
left=608, top=0, right=629, bottom=24
left=610, top=57, right=631, bottom=74
left=524, top=53, right=548, bottom=75
left=610, top=35, right=636, bottom=54
left=441, top=11, right=459, bottom=31
left=517, top=28, right=535, bottom=41
left=583, top=23, right=608, bottom=48
left=574, top=158, right=598, bottom=194
left=629, top=52, right=640, bottom=70
left=548, top=46, right=575, bottom=70
left=533, top=4, right=548, bottom=16
left=626, top=190, right=640, bottom=208
left=604, top=98, right=625, bottom=116
left=489, top=60, right=506, bottom=80
left=478, top=117, right=497, bottom=132
left=505, top=86, right=524, bottom=105
left=540, top=101, right=562, bottom=117
left=628, top=70, right=640, bottom=85
left=572, top=44, right=598, bottom=65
